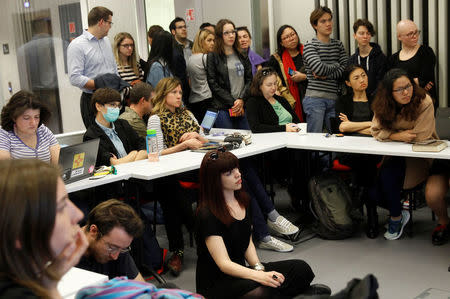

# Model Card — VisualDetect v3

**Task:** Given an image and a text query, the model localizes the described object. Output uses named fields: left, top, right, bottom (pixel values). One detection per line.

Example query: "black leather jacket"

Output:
left=206, top=50, right=252, bottom=110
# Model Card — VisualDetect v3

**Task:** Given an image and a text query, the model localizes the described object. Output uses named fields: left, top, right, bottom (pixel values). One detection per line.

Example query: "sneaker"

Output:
left=384, top=210, right=410, bottom=240
left=432, top=224, right=449, bottom=246
left=267, top=216, right=299, bottom=236
left=258, top=236, right=293, bottom=252
left=166, top=250, right=183, bottom=277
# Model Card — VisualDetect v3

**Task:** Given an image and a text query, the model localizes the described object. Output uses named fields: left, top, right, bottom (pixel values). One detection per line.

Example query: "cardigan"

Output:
left=371, top=95, right=437, bottom=189
left=246, top=94, right=300, bottom=133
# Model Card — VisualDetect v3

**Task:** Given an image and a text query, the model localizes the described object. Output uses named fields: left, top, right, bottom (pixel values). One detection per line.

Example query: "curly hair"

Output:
left=353, top=19, right=376, bottom=35
left=1, top=90, right=51, bottom=131
left=371, top=68, right=426, bottom=130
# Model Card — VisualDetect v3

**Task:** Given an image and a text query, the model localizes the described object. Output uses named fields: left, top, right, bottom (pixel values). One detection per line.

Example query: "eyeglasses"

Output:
left=404, top=30, right=421, bottom=38
left=98, top=233, right=131, bottom=254
left=104, top=240, right=131, bottom=254
left=120, top=44, right=134, bottom=48
left=393, top=83, right=413, bottom=94
left=223, top=30, right=237, bottom=36
left=105, top=103, right=122, bottom=109
left=104, top=20, right=113, bottom=26
left=208, top=147, right=226, bottom=160
left=281, top=32, right=296, bottom=41
left=176, top=25, right=187, bottom=29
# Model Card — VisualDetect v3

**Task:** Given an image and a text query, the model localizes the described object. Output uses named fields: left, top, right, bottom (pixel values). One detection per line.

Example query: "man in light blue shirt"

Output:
left=67, top=6, right=118, bottom=128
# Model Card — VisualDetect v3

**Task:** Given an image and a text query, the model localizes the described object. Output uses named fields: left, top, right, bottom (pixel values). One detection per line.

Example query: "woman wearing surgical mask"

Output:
left=83, top=88, right=148, bottom=166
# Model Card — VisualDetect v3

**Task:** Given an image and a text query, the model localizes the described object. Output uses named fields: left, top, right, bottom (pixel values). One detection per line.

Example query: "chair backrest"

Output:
left=436, top=107, right=450, bottom=140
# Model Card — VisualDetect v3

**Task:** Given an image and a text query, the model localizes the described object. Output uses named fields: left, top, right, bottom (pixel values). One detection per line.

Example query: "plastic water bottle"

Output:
left=146, top=129, right=159, bottom=162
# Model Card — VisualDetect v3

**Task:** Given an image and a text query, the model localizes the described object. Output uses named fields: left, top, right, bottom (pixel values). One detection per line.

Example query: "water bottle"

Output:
left=146, top=129, right=159, bottom=162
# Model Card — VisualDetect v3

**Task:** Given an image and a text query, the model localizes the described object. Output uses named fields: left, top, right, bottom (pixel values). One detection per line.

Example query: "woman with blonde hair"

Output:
left=188, top=29, right=216, bottom=121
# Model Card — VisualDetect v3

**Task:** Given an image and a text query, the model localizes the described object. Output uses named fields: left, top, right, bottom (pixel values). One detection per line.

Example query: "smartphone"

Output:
left=288, top=68, right=294, bottom=76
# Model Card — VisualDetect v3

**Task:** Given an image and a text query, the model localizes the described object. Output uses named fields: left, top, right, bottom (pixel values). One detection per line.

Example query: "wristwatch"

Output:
left=253, top=262, right=265, bottom=271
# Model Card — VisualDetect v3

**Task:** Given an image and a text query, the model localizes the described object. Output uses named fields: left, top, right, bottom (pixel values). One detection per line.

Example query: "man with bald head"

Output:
left=387, top=19, right=437, bottom=109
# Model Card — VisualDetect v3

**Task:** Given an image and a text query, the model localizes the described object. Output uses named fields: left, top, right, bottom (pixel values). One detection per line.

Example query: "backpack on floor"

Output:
left=308, top=172, right=357, bottom=239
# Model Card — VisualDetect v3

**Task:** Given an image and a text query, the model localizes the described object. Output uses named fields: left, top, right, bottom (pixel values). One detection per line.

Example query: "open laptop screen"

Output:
left=200, top=110, right=218, bottom=134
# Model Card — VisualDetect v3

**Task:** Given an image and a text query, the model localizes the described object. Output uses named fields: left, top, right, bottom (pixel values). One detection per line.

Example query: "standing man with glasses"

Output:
left=76, top=199, right=145, bottom=281
left=303, top=6, right=348, bottom=133
left=67, top=6, right=118, bottom=129
left=387, top=19, right=437, bottom=110
left=169, top=17, right=193, bottom=61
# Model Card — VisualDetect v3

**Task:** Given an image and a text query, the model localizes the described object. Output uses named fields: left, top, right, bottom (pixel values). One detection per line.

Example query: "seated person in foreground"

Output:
left=148, top=77, right=299, bottom=253
left=0, top=159, right=87, bottom=298
left=0, top=90, right=60, bottom=164
left=119, top=82, right=154, bottom=138
left=83, top=88, right=148, bottom=166
left=246, top=67, right=300, bottom=133
left=195, top=150, right=331, bottom=299
left=425, top=159, right=450, bottom=245
left=76, top=199, right=145, bottom=281
left=370, top=68, right=437, bottom=240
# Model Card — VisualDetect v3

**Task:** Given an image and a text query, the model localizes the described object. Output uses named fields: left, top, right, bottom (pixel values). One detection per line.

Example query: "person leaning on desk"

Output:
left=83, top=87, right=148, bottom=167
left=0, top=90, right=60, bottom=164
left=368, top=68, right=437, bottom=240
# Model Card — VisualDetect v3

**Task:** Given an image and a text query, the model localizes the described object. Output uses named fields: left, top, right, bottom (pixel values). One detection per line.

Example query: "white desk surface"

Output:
left=65, top=132, right=450, bottom=193
left=58, top=267, right=108, bottom=298
left=65, top=171, right=132, bottom=193
left=285, top=133, right=450, bottom=159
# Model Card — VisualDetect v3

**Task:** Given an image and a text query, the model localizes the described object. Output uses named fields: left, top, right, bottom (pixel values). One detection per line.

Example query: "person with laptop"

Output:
left=83, top=87, right=148, bottom=167
left=0, top=90, right=60, bottom=164
left=119, top=82, right=154, bottom=138
left=76, top=199, right=145, bottom=281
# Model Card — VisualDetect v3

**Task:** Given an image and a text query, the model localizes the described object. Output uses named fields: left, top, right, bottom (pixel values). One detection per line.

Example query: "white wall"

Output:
left=273, top=0, right=317, bottom=46
left=201, top=0, right=252, bottom=34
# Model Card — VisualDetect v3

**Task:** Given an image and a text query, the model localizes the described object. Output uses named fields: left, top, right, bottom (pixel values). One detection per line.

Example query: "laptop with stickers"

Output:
left=58, top=138, right=100, bottom=184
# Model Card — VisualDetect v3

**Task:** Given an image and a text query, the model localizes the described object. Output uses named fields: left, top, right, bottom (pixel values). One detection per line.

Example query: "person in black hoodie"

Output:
left=349, top=19, right=387, bottom=98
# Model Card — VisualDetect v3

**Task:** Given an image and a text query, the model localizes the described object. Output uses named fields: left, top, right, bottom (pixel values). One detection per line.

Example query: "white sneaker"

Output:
left=258, top=236, right=294, bottom=252
left=267, top=216, right=299, bottom=236
left=384, top=210, right=410, bottom=240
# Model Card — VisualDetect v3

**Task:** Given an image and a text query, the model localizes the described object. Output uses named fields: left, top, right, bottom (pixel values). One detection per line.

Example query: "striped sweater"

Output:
left=303, top=37, right=348, bottom=100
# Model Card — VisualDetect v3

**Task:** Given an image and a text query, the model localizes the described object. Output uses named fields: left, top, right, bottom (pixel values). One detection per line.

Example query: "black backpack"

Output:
left=309, top=172, right=359, bottom=239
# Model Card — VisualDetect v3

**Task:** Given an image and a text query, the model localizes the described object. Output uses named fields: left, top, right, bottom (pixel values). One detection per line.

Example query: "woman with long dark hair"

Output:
left=266, top=25, right=307, bottom=121
left=0, top=159, right=87, bottom=297
left=370, top=68, right=437, bottom=240
left=195, top=149, right=330, bottom=299
left=206, top=19, right=252, bottom=129
left=146, top=31, right=174, bottom=88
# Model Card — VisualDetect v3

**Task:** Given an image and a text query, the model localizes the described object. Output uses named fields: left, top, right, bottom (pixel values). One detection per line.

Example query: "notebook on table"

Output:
left=58, top=138, right=100, bottom=183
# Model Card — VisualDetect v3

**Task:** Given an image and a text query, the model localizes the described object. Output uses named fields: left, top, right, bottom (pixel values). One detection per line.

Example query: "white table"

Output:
left=65, top=171, right=132, bottom=193
left=58, top=267, right=108, bottom=298
left=285, top=133, right=450, bottom=159
left=65, top=132, right=450, bottom=193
